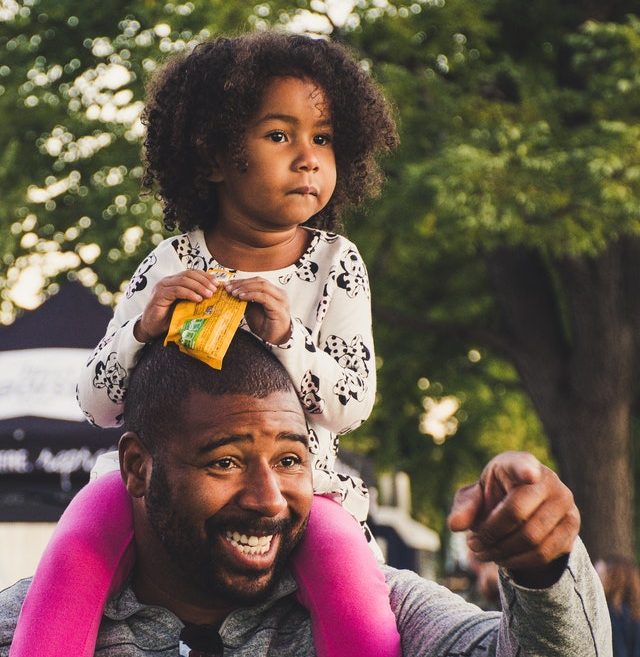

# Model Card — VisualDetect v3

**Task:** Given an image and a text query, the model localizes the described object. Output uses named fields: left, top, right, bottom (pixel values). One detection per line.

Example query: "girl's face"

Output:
left=210, top=77, right=337, bottom=232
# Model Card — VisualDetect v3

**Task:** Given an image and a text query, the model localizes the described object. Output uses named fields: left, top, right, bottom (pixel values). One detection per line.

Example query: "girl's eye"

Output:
left=268, top=131, right=287, bottom=143
left=314, top=134, right=332, bottom=146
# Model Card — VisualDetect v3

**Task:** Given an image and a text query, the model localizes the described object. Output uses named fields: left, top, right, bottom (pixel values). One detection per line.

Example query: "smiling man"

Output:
left=0, top=332, right=612, bottom=656
left=123, top=340, right=313, bottom=622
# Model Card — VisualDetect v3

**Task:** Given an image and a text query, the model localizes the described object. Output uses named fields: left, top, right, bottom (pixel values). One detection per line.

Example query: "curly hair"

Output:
left=142, top=31, right=398, bottom=233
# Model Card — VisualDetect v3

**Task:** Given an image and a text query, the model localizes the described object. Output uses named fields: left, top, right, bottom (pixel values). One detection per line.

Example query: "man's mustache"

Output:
left=204, top=514, right=293, bottom=538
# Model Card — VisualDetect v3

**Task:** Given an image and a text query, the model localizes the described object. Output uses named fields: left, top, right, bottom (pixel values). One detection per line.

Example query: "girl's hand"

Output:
left=134, top=271, right=218, bottom=343
left=225, top=277, right=291, bottom=345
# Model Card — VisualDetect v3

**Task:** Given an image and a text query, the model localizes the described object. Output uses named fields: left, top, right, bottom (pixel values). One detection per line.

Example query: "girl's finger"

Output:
left=160, top=276, right=220, bottom=297
left=225, top=278, right=281, bottom=296
left=157, top=284, right=212, bottom=303
left=236, top=291, right=283, bottom=313
left=226, top=285, right=283, bottom=306
left=169, top=271, right=218, bottom=292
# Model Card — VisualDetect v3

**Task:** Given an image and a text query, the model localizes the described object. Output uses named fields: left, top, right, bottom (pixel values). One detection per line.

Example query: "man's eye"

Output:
left=314, top=134, right=332, bottom=146
left=212, top=457, right=235, bottom=470
left=280, top=455, right=302, bottom=469
left=268, top=131, right=287, bottom=143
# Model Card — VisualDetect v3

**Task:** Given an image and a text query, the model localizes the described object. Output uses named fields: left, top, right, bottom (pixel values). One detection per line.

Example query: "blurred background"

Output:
left=1, top=0, right=640, bottom=598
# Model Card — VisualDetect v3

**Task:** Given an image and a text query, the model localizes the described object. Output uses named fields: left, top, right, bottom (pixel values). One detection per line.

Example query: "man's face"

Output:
left=143, top=389, right=313, bottom=606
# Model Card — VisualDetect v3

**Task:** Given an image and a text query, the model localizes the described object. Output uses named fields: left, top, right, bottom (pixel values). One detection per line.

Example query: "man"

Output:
left=0, top=332, right=611, bottom=655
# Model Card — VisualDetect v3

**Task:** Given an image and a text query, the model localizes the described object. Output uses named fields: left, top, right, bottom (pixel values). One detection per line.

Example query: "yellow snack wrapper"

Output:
left=164, top=269, right=247, bottom=369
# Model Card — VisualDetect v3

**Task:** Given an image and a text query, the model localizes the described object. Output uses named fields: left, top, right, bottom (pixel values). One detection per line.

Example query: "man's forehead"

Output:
left=179, top=389, right=308, bottom=439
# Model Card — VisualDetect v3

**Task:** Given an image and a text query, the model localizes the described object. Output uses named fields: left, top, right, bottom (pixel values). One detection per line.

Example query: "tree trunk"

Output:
left=485, top=240, right=636, bottom=559
left=543, top=399, right=634, bottom=559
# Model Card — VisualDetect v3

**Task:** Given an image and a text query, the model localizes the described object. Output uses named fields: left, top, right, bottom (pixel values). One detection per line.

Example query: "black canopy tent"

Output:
left=0, top=282, right=120, bottom=521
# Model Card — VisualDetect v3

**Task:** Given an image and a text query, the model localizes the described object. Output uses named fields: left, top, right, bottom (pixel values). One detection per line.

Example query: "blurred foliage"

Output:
left=2, top=0, right=639, bottom=536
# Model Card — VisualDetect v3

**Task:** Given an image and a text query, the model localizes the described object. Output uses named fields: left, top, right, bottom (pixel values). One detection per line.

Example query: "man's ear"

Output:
left=119, top=431, right=152, bottom=498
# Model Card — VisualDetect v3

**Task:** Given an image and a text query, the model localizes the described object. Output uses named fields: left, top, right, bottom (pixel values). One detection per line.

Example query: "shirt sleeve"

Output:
left=76, top=247, right=176, bottom=428
left=388, top=537, right=612, bottom=657
left=266, top=242, right=376, bottom=435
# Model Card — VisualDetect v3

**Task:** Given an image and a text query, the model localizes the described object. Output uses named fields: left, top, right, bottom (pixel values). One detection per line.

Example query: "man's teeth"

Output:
left=225, top=531, right=272, bottom=555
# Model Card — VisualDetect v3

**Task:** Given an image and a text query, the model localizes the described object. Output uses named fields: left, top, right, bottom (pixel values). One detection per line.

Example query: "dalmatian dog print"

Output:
left=315, top=280, right=333, bottom=324
left=324, top=334, right=371, bottom=378
left=76, top=385, right=98, bottom=426
left=308, top=428, right=320, bottom=455
left=336, top=247, right=369, bottom=299
left=125, top=253, right=157, bottom=299
left=295, top=258, right=319, bottom=282
left=171, top=235, right=211, bottom=271
left=337, top=472, right=369, bottom=502
left=322, top=232, right=340, bottom=244
left=300, top=370, right=324, bottom=414
left=93, top=353, right=128, bottom=404
left=313, top=449, right=332, bottom=472
left=85, top=331, right=116, bottom=368
left=278, top=259, right=319, bottom=286
left=334, top=369, right=366, bottom=406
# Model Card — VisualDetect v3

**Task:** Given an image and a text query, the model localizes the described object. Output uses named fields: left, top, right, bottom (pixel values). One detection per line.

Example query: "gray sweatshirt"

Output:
left=0, top=538, right=611, bottom=656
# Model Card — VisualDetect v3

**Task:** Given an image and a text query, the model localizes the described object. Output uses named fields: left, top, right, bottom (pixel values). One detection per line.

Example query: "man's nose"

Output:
left=293, top=142, right=320, bottom=173
left=238, top=462, right=287, bottom=517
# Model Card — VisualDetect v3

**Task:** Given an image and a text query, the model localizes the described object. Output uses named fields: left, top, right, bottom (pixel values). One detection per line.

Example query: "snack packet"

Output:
left=164, top=269, right=247, bottom=369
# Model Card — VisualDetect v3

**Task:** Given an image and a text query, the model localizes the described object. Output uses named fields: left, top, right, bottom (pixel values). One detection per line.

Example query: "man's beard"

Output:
left=145, top=458, right=307, bottom=606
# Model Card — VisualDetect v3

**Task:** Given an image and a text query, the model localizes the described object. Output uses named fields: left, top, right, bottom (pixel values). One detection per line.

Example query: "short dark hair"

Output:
left=142, top=30, right=398, bottom=234
left=123, top=330, right=296, bottom=453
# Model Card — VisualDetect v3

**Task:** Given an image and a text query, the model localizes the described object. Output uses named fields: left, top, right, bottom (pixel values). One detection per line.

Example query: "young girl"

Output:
left=11, top=32, right=399, bottom=657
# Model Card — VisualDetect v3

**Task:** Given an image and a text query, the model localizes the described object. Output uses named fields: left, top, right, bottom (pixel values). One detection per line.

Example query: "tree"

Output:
left=344, top=1, right=640, bottom=558
left=2, top=0, right=639, bottom=557
left=0, top=0, right=263, bottom=314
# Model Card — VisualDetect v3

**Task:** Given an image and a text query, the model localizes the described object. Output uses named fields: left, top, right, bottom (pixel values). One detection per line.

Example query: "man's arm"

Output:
left=386, top=537, right=611, bottom=656
left=387, top=452, right=611, bottom=656
left=0, top=579, right=32, bottom=657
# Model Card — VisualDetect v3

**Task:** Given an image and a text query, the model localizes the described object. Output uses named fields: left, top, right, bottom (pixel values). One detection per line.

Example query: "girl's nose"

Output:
left=294, top=143, right=320, bottom=173
left=238, top=462, right=287, bottom=517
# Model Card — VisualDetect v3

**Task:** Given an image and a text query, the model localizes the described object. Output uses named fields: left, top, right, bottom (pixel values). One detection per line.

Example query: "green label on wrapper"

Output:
left=180, top=319, right=206, bottom=349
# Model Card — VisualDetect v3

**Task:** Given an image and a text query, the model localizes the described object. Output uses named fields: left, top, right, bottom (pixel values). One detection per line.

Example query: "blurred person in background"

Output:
left=596, top=555, right=640, bottom=657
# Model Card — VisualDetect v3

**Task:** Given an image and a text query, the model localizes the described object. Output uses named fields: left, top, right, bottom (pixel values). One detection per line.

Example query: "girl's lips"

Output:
left=289, top=186, right=318, bottom=196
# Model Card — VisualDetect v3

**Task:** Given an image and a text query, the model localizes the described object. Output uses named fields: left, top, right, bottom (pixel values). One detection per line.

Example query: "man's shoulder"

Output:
left=0, top=578, right=31, bottom=656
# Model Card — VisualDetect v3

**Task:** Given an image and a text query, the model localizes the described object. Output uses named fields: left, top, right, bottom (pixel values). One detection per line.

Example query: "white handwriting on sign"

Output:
left=0, top=449, right=32, bottom=473
left=0, top=448, right=113, bottom=475
left=35, top=448, right=111, bottom=474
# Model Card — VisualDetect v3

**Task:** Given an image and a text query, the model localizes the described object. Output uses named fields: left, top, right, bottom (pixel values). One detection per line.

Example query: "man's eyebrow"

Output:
left=196, top=431, right=308, bottom=454
left=255, top=113, right=333, bottom=128
left=277, top=431, right=309, bottom=448
left=196, top=435, right=252, bottom=455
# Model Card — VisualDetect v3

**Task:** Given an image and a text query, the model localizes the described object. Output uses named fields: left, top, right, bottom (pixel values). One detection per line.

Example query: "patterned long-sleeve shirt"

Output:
left=77, top=227, right=375, bottom=523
